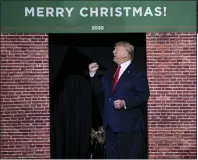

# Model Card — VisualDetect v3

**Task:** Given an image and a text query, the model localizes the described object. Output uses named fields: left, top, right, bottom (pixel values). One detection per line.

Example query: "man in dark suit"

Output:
left=88, top=41, right=150, bottom=159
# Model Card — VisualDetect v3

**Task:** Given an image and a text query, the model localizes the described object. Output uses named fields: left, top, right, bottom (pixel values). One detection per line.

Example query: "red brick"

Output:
left=0, top=34, right=50, bottom=159
left=147, top=33, right=196, bottom=159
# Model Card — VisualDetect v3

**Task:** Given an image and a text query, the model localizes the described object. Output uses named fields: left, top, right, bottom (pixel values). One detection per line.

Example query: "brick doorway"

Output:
left=0, top=33, right=196, bottom=159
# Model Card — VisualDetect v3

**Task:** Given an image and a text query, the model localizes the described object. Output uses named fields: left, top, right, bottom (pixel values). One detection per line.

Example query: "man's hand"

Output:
left=114, top=100, right=125, bottom=109
left=89, top=62, right=99, bottom=72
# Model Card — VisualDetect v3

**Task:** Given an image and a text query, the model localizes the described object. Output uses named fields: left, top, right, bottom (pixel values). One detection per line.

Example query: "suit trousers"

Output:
left=105, top=126, right=144, bottom=159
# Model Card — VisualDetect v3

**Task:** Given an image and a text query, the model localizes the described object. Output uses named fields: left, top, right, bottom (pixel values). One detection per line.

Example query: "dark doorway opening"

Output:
left=49, top=33, right=147, bottom=159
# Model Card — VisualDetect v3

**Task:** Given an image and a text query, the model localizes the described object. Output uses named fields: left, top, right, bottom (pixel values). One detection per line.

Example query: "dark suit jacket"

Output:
left=92, top=62, right=150, bottom=133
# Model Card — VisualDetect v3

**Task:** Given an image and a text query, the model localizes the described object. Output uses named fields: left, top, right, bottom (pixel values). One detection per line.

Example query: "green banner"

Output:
left=0, top=1, right=196, bottom=33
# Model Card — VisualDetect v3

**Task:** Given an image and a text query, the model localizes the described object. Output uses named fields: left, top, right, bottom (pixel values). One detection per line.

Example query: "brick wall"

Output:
left=0, top=33, right=196, bottom=159
left=146, top=33, right=197, bottom=159
left=0, top=34, right=50, bottom=158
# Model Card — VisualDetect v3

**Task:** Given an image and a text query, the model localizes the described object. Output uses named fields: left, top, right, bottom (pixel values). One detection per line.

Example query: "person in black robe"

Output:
left=50, top=47, right=94, bottom=158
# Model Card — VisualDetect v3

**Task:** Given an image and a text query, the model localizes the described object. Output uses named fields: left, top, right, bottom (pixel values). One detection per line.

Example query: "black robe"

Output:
left=51, top=74, right=92, bottom=158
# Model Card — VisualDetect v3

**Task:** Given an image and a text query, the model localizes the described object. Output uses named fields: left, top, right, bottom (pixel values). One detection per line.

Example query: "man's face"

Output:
left=113, top=45, right=127, bottom=64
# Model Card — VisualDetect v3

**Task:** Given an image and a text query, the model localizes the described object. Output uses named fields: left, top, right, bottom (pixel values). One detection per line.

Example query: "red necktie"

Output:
left=112, top=65, right=121, bottom=92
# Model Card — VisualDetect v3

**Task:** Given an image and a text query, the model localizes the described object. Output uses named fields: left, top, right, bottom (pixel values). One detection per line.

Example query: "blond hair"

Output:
left=115, top=41, right=134, bottom=60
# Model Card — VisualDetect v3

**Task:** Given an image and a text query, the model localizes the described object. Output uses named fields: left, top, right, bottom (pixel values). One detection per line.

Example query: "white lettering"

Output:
left=123, top=7, right=131, bottom=17
left=37, top=7, right=44, bottom=17
left=24, top=7, right=165, bottom=18
left=65, top=7, right=74, bottom=17
left=46, top=7, right=54, bottom=17
left=80, top=7, right=88, bottom=17
left=25, top=7, right=34, bottom=17
left=133, top=7, right=142, bottom=16
left=109, top=7, right=114, bottom=17
left=90, top=7, right=98, bottom=17
left=144, top=7, right=153, bottom=16
left=100, top=7, right=108, bottom=17
left=56, top=7, right=64, bottom=17
left=155, top=7, right=162, bottom=16
left=115, top=7, right=122, bottom=17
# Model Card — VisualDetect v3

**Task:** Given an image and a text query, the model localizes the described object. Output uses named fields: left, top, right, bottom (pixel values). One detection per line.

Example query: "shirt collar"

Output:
left=120, top=60, right=131, bottom=70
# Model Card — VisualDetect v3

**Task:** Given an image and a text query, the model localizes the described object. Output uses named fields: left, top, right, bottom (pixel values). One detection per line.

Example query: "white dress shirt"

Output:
left=117, top=60, right=131, bottom=80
